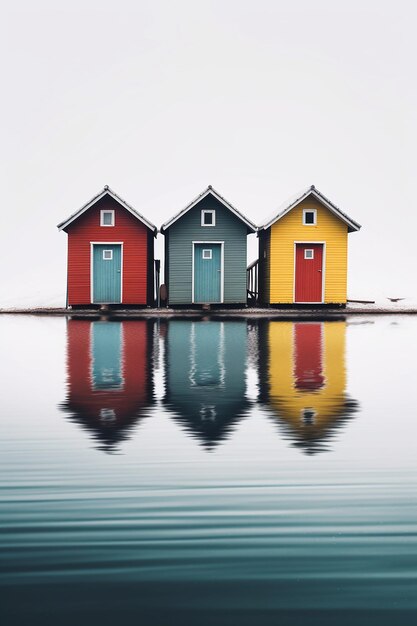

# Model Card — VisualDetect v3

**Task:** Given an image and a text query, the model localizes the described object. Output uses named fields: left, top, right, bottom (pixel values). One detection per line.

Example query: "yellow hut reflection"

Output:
left=265, top=320, right=357, bottom=454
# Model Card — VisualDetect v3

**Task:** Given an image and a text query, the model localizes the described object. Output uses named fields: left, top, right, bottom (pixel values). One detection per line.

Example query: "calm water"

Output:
left=1, top=315, right=416, bottom=625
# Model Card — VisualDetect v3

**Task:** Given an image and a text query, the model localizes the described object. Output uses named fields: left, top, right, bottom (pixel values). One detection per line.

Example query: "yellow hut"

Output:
left=261, top=320, right=357, bottom=454
left=258, top=186, right=361, bottom=305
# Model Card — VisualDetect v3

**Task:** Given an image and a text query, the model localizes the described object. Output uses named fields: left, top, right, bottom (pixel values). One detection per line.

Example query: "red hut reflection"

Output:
left=61, top=319, right=154, bottom=451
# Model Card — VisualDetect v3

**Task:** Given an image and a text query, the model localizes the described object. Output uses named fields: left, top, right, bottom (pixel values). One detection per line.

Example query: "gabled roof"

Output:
left=57, top=185, right=157, bottom=234
left=160, top=185, right=257, bottom=233
left=259, top=185, right=361, bottom=233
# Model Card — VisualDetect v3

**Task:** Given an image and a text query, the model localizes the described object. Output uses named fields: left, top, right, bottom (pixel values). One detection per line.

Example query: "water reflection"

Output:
left=61, top=319, right=154, bottom=452
left=163, top=320, right=251, bottom=449
left=259, top=320, right=358, bottom=454
left=5, top=316, right=417, bottom=626
left=60, top=317, right=358, bottom=453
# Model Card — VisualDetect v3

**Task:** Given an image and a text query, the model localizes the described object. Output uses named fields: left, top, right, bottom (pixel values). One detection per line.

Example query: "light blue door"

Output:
left=93, top=244, right=122, bottom=304
left=194, top=244, right=221, bottom=303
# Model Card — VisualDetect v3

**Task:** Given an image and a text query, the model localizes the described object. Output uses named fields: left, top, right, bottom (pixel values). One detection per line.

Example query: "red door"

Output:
left=295, top=244, right=323, bottom=303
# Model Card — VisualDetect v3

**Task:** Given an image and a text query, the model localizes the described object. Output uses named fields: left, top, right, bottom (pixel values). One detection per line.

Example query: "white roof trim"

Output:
left=260, top=185, right=361, bottom=233
left=57, top=186, right=157, bottom=234
left=160, top=185, right=256, bottom=233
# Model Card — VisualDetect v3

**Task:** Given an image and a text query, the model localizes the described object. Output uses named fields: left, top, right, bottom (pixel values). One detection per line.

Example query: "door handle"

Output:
left=318, top=270, right=322, bottom=272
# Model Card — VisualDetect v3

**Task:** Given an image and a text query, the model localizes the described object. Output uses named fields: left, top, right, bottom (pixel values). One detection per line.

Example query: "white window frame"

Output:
left=202, top=249, right=212, bottom=259
left=303, top=208, right=317, bottom=226
left=100, top=209, right=115, bottom=227
left=201, top=210, right=216, bottom=227
left=304, top=249, right=314, bottom=260
left=103, top=249, right=113, bottom=260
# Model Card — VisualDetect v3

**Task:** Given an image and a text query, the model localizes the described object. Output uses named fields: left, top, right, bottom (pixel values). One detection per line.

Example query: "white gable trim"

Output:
left=160, top=186, right=256, bottom=233
left=260, top=186, right=361, bottom=233
left=57, top=186, right=157, bottom=234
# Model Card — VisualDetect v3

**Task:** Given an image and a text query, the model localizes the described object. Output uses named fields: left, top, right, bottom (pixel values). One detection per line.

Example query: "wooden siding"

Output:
left=268, top=198, right=348, bottom=304
left=166, top=195, right=248, bottom=304
left=65, top=196, right=151, bottom=306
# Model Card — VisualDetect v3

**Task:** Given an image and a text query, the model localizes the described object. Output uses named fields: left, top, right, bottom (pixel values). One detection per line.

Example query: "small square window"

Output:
left=201, top=210, right=215, bottom=226
left=304, top=249, right=314, bottom=260
left=303, top=209, right=316, bottom=225
left=202, top=249, right=212, bottom=259
left=100, top=210, right=115, bottom=226
left=103, top=250, right=113, bottom=260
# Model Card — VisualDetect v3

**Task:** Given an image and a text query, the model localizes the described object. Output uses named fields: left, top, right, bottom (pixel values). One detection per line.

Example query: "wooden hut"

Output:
left=57, top=186, right=157, bottom=307
left=258, top=186, right=361, bottom=305
left=258, top=320, right=357, bottom=454
left=160, top=186, right=256, bottom=306
left=60, top=319, right=154, bottom=451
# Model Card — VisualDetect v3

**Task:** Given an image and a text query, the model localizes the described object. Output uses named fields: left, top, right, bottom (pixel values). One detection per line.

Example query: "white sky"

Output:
left=1, top=0, right=416, bottom=307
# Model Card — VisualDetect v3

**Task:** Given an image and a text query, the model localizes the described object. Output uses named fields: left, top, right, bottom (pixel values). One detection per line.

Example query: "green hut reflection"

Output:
left=164, top=320, right=250, bottom=449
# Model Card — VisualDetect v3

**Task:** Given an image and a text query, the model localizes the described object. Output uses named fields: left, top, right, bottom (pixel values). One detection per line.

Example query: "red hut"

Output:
left=57, top=186, right=157, bottom=307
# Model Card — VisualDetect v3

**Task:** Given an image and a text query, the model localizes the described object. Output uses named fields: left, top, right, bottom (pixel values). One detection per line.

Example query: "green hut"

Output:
left=160, top=186, right=256, bottom=305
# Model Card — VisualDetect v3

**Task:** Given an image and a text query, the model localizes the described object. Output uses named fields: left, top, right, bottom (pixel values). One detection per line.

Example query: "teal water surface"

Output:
left=1, top=316, right=416, bottom=625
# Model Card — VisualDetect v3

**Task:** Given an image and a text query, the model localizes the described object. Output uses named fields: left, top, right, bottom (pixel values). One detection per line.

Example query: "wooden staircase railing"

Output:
left=247, top=259, right=259, bottom=304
